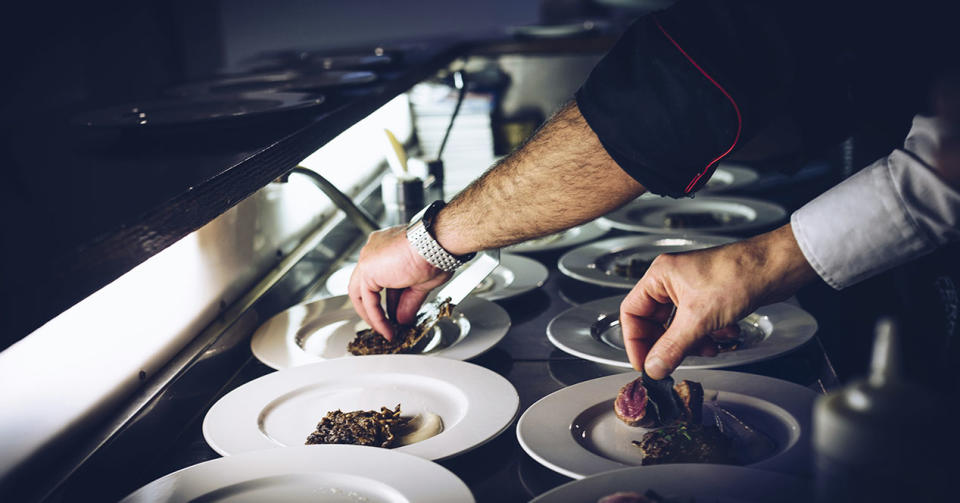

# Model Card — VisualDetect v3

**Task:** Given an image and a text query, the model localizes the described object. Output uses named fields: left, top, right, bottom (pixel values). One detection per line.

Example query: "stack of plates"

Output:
left=408, top=82, right=498, bottom=196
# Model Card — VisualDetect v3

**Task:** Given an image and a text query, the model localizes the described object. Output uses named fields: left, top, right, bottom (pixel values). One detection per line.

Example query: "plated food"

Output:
left=558, top=236, right=739, bottom=289
left=119, top=445, right=474, bottom=503
left=250, top=295, right=510, bottom=370
left=517, top=369, right=814, bottom=479
left=547, top=296, right=817, bottom=370
left=305, top=404, right=443, bottom=448
left=347, top=299, right=455, bottom=355
left=204, top=355, right=519, bottom=461
left=599, top=196, right=787, bottom=235
left=530, top=464, right=811, bottom=503
left=325, top=254, right=548, bottom=301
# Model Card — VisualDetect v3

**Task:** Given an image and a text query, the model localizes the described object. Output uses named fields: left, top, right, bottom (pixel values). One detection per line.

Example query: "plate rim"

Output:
left=250, top=294, right=511, bottom=370
left=546, top=295, right=818, bottom=369
left=598, top=196, right=787, bottom=234
left=702, top=164, right=761, bottom=193
left=505, top=220, right=610, bottom=253
left=516, top=369, right=815, bottom=480
left=120, top=444, right=474, bottom=503
left=557, top=234, right=739, bottom=289
left=530, top=463, right=810, bottom=503
left=203, top=354, right=520, bottom=461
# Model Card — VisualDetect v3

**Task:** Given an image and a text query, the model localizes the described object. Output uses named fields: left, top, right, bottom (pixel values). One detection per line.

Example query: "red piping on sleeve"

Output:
left=654, top=17, right=742, bottom=194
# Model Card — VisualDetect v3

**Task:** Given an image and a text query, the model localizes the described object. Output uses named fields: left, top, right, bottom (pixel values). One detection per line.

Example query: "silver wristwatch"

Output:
left=406, top=200, right=475, bottom=272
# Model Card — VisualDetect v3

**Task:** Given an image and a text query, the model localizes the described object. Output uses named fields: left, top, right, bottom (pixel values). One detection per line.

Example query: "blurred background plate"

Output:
left=558, top=235, right=739, bottom=289
left=599, top=196, right=787, bottom=235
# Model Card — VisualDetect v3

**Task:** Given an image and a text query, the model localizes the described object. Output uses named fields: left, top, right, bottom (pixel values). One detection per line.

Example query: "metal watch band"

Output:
left=406, top=219, right=467, bottom=272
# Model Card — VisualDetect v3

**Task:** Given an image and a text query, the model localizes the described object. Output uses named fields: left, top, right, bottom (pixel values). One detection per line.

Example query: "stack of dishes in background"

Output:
left=408, top=82, right=498, bottom=197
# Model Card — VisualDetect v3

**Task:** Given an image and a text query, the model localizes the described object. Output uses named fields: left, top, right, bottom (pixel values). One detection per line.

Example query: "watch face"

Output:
left=422, top=200, right=446, bottom=230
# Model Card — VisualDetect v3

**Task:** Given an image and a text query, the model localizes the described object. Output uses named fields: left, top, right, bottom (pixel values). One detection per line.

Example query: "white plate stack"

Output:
left=408, top=82, right=498, bottom=197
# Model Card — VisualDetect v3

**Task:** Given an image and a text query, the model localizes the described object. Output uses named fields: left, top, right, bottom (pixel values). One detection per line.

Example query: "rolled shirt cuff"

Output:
left=791, top=117, right=960, bottom=289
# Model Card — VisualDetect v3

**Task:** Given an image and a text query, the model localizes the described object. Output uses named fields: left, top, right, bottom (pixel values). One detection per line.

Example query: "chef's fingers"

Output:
left=644, top=308, right=706, bottom=379
left=347, top=267, right=372, bottom=329
left=620, top=279, right=675, bottom=371
left=385, top=288, right=402, bottom=321
left=394, top=285, right=432, bottom=326
left=620, top=314, right=666, bottom=371
left=361, top=286, right=393, bottom=341
left=709, top=324, right=741, bottom=341
left=693, top=337, right=720, bottom=357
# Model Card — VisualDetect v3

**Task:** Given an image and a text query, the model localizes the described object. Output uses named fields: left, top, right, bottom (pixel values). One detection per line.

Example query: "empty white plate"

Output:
left=325, top=254, right=548, bottom=301
left=531, top=464, right=809, bottom=503
left=517, top=369, right=814, bottom=479
left=250, top=295, right=510, bottom=370
left=204, top=355, right=519, bottom=461
left=600, top=196, right=787, bottom=235
left=120, top=445, right=473, bottom=503
left=547, top=296, right=818, bottom=369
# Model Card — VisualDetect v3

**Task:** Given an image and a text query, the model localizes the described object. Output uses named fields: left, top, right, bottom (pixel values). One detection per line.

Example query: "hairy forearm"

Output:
left=433, top=101, right=646, bottom=255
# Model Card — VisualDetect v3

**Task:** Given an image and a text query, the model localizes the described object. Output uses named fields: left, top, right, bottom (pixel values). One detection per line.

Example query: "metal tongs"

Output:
left=414, top=248, right=500, bottom=327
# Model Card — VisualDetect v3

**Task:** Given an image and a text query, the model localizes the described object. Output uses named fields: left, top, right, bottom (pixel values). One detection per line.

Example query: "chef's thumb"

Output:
left=644, top=311, right=701, bottom=379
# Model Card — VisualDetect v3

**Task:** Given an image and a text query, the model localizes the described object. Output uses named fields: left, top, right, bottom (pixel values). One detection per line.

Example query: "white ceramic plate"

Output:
left=702, top=164, right=761, bottom=193
left=531, top=464, right=810, bottom=503
left=204, top=355, right=519, bottom=461
left=505, top=220, right=610, bottom=253
left=547, top=296, right=818, bottom=369
left=558, top=235, right=739, bottom=289
left=120, top=445, right=474, bottom=503
left=599, top=196, right=787, bottom=235
left=517, top=370, right=814, bottom=479
left=250, top=295, right=510, bottom=370
left=325, top=254, right=548, bottom=301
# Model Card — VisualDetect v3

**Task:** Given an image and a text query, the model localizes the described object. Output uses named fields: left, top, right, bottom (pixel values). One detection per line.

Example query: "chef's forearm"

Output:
left=432, top=102, right=645, bottom=255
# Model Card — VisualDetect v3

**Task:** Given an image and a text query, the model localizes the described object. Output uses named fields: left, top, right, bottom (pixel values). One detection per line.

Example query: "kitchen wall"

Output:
left=219, top=0, right=541, bottom=66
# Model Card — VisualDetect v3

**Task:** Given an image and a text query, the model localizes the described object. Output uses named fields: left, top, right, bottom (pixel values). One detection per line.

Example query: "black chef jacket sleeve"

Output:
left=575, top=0, right=841, bottom=197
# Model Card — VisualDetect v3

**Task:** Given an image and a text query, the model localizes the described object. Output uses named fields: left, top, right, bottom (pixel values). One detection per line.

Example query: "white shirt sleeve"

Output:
left=791, top=115, right=960, bottom=290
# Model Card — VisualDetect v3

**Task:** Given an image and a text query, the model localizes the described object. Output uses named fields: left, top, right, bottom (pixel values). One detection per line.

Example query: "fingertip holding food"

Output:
left=643, top=356, right=669, bottom=380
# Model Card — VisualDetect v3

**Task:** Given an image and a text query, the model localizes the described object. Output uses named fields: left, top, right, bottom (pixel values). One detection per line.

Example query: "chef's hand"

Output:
left=348, top=226, right=452, bottom=340
left=620, top=224, right=818, bottom=379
